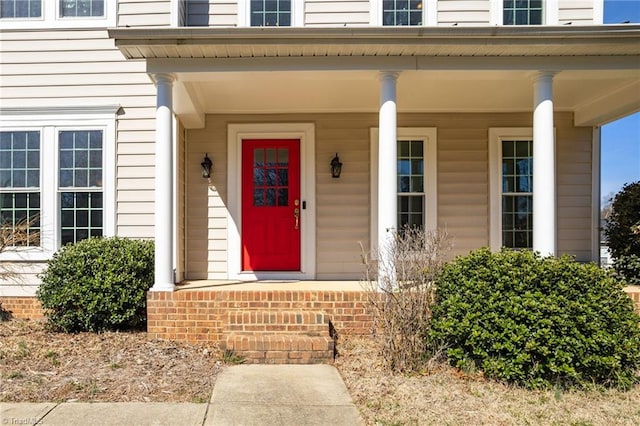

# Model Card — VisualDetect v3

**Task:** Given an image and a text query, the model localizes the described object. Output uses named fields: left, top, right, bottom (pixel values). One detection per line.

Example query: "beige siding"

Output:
left=185, top=0, right=237, bottom=27
left=185, top=112, right=593, bottom=280
left=118, top=0, right=172, bottom=27
left=305, top=0, right=370, bottom=27
left=177, top=123, right=187, bottom=282
left=0, top=29, right=157, bottom=243
left=558, top=0, right=594, bottom=25
left=438, top=0, right=491, bottom=25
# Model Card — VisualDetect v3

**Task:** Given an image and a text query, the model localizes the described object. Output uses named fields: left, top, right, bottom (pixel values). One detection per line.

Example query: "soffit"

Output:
left=109, top=25, right=640, bottom=60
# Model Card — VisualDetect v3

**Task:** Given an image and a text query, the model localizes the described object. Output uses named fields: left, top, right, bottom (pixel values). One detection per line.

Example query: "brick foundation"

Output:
left=0, top=297, right=44, bottom=320
left=146, top=289, right=373, bottom=345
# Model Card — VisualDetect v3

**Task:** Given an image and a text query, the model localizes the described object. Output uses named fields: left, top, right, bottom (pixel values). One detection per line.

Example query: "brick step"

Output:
left=225, top=310, right=328, bottom=336
left=224, top=334, right=335, bottom=364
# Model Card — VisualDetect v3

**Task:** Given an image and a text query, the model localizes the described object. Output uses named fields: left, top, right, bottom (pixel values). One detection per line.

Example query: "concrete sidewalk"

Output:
left=0, top=364, right=364, bottom=426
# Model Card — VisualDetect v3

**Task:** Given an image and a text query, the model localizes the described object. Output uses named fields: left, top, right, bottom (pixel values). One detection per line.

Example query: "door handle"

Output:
left=294, top=207, right=300, bottom=230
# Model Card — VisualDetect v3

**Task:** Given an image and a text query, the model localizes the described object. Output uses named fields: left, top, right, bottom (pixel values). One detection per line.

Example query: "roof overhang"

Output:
left=108, top=26, right=640, bottom=128
left=109, top=25, right=640, bottom=59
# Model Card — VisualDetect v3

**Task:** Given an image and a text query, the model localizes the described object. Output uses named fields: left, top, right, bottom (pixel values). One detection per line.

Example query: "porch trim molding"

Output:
left=227, top=123, right=316, bottom=281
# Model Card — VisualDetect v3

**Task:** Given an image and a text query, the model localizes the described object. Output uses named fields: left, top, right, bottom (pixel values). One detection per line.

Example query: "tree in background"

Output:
left=604, top=181, right=640, bottom=285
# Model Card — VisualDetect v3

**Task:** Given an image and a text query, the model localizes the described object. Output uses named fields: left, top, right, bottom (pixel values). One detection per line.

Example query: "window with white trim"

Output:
left=0, top=0, right=41, bottom=18
left=370, top=128, right=437, bottom=248
left=383, top=0, right=423, bottom=26
left=58, top=130, right=103, bottom=245
left=397, top=140, right=424, bottom=230
left=0, top=130, right=41, bottom=246
left=59, top=0, right=103, bottom=17
left=503, top=0, right=543, bottom=25
left=489, top=128, right=534, bottom=250
left=0, top=109, right=115, bottom=260
left=250, top=0, right=290, bottom=26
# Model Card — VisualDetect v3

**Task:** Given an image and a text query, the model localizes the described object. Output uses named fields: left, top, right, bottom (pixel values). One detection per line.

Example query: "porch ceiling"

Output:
left=109, top=26, right=640, bottom=128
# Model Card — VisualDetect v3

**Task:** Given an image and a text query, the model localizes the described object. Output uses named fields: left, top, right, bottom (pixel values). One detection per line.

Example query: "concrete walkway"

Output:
left=0, top=365, right=364, bottom=426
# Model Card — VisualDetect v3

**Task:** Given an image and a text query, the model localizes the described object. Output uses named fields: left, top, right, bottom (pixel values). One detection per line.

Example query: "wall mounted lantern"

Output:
left=330, top=153, right=342, bottom=179
left=201, top=153, right=213, bottom=179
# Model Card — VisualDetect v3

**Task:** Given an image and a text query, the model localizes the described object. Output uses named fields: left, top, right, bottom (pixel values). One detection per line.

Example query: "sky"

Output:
left=600, top=0, right=640, bottom=203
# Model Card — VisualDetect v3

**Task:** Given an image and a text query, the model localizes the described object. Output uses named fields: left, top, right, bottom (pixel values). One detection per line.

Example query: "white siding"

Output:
left=558, top=0, right=595, bottom=25
left=118, top=0, right=172, bottom=27
left=305, top=0, right=370, bottom=27
left=0, top=29, right=157, bottom=247
left=185, top=0, right=237, bottom=27
left=438, top=0, right=491, bottom=26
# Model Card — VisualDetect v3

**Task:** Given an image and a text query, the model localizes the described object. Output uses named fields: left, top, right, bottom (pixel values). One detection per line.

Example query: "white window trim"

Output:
left=489, top=127, right=533, bottom=251
left=490, top=0, right=558, bottom=26
left=226, top=123, right=316, bottom=280
left=0, top=106, right=117, bottom=261
left=238, top=0, right=303, bottom=27
left=0, top=0, right=115, bottom=29
left=370, top=0, right=437, bottom=26
left=370, top=127, right=437, bottom=251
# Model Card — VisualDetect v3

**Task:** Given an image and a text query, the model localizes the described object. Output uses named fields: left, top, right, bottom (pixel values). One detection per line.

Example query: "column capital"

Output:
left=531, top=71, right=557, bottom=82
left=152, top=73, right=176, bottom=86
left=379, top=71, right=400, bottom=82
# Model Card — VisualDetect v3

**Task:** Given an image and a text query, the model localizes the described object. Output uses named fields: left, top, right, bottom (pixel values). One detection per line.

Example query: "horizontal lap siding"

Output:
left=558, top=1, right=594, bottom=25
left=438, top=0, right=490, bottom=25
left=187, top=112, right=593, bottom=280
left=185, top=1, right=237, bottom=27
left=305, top=0, right=370, bottom=26
left=117, top=0, right=172, bottom=27
left=0, top=30, right=157, bottom=244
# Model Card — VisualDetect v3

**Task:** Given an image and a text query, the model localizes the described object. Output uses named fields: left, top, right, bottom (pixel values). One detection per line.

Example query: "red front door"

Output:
left=242, top=139, right=301, bottom=271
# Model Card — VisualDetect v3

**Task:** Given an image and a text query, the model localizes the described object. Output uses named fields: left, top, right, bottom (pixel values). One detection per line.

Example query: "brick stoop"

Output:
left=223, top=310, right=335, bottom=364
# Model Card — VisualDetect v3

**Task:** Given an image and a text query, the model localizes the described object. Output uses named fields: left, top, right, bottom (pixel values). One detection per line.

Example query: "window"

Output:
left=250, top=0, right=290, bottom=26
left=0, top=0, right=41, bottom=18
left=501, top=140, right=533, bottom=248
left=490, top=128, right=534, bottom=251
left=370, top=128, right=437, bottom=249
left=59, top=0, right=103, bottom=18
left=397, top=140, right=424, bottom=230
left=58, top=130, right=103, bottom=245
left=383, top=0, right=423, bottom=26
left=0, top=107, right=115, bottom=260
left=503, top=0, right=543, bottom=25
left=0, top=130, right=41, bottom=246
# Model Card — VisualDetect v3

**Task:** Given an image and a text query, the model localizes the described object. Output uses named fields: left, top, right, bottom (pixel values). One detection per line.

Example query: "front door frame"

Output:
left=227, top=123, right=316, bottom=280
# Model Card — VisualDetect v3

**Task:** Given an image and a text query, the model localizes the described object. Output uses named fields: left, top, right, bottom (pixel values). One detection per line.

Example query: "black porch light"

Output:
left=330, top=153, right=342, bottom=178
left=201, top=153, right=213, bottom=179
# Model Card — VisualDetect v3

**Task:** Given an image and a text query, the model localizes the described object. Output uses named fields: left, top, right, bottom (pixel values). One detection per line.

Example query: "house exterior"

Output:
left=1, top=1, right=639, bottom=317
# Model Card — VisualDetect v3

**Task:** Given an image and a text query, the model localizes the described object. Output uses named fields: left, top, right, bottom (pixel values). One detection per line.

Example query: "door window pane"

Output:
left=252, top=145, right=290, bottom=208
left=397, top=140, right=425, bottom=230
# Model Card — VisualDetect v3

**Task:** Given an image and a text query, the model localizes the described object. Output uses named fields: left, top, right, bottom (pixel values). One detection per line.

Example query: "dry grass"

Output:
left=335, top=337, right=640, bottom=426
left=0, top=320, right=224, bottom=403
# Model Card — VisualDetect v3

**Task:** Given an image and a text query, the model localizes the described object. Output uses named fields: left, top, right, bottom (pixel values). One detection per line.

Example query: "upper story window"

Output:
left=503, top=0, right=543, bottom=25
left=1, top=0, right=113, bottom=28
left=250, top=0, right=290, bottom=26
left=383, top=0, right=423, bottom=26
left=60, top=0, right=103, bottom=18
left=0, top=0, right=41, bottom=18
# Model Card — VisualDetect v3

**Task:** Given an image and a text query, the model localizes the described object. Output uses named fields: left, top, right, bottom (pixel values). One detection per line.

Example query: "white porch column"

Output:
left=378, top=72, right=399, bottom=282
left=151, top=73, right=176, bottom=291
left=532, top=71, right=556, bottom=257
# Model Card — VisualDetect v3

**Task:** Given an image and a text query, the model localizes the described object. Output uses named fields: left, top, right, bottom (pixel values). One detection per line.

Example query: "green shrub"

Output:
left=605, top=181, right=640, bottom=285
left=431, top=248, right=640, bottom=389
left=37, top=237, right=154, bottom=332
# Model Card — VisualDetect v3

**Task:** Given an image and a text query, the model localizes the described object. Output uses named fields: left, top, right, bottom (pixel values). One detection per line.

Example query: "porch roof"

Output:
left=109, top=25, right=640, bottom=60
left=109, top=26, right=640, bottom=129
